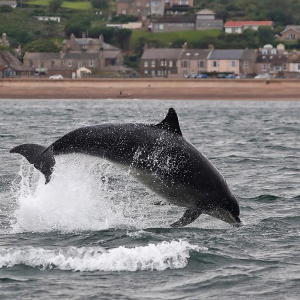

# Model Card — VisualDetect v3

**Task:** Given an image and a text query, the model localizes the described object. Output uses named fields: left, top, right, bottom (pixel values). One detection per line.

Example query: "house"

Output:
left=195, top=9, right=223, bottom=30
left=0, top=50, right=34, bottom=78
left=116, top=0, right=151, bottom=19
left=23, top=52, right=67, bottom=76
left=224, top=21, right=273, bottom=34
left=150, top=15, right=196, bottom=32
left=280, top=25, right=300, bottom=41
left=177, top=47, right=211, bottom=77
left=140, top=46, right=183, bottom=77
left=240, top=49, right=257, bottom=75
left=255, top=44, right=289, bottom=77
left=0, top=0, right=17, bottom=8
left=207, top=49, right=245, bottom=74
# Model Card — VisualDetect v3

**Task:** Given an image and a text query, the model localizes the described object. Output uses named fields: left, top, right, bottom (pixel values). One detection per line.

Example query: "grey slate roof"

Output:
left=180, top=49, right=211, bottom=60
left=281, top=25, right=300, bottom=33
left=240, top=49, right=257, bottom=60
left=256, top=54, right=289, bottom=64
left=0, top=50, right=25, bottom=71
left=141, top=48, right=183, bottom=60
left=208, top=49, right=244, bottom=60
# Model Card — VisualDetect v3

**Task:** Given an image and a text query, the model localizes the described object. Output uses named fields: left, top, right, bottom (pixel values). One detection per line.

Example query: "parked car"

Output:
left=226, top=74, right=236, bottom=79
left=49, top=74, right=63, bottom=80
left=196, top=74, right=209, bottom=79
left=254, top=73, right=270, bottom=79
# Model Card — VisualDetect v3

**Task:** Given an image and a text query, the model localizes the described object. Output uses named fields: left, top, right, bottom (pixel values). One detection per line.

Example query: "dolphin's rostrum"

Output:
left=10, top=108, right=241, bottom=227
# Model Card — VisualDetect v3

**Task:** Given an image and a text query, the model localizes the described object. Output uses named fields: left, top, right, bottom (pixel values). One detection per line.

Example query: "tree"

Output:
left=257, top=27, right=275, bottom=46
left=91, top=0, right=109, bottom=9
left=49, top=0, right=63, bottom=12
left=64, top=17, right=91, bottom=37
left=23, top=39, right=60, bottom=53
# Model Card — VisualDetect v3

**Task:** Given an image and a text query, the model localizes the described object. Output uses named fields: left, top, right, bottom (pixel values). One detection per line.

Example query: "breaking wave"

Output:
left=0, top=240, right=204, bottom=272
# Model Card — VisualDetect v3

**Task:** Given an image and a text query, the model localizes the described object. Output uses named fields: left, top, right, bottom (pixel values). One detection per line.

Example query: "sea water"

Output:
left=0, top=99, right=299, bottom=299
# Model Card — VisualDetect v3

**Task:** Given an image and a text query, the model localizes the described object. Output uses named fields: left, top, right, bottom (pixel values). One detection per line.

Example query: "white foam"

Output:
left=10, top=155, right=165, bottom=233
left=0, top=240, right=204, bottom=272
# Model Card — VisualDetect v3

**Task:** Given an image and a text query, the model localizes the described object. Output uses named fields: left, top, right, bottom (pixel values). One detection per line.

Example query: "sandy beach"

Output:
left=0, top=78, right=299, bottom=100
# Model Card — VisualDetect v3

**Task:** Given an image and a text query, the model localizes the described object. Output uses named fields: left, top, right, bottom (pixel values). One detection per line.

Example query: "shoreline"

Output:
left=0, top=78, right=300, bottom=100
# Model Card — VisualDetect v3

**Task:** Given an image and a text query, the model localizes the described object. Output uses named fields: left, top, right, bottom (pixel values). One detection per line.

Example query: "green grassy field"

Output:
left=130, top=29, right=221, bottom=48
left=26, top=0, right=92, bottom=10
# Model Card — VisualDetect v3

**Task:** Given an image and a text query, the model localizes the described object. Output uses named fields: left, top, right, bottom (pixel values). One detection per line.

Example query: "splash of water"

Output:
left=10, top=155, right=167, bottom=233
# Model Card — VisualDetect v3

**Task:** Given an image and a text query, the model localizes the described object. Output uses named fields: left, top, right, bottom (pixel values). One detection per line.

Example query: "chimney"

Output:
left=209, top=44, right=214, bottom=50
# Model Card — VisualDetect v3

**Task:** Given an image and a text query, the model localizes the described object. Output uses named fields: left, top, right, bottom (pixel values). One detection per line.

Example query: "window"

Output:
left=144, top=61, right=148, bottom=67
left=274, top=66, right=281, bottom=71
left=51, top=60, right=55, bottom=67
left=212, top=61, right=218, bottom=67
left=121, top=9, right=127, bottom=14
left=151, top=60, right=155, bottom=67
left=29, top=59, right=33, bottom=67
left=288, top=33, right=296, bottom=40
left=160, top=60, right=166, bottom=67
left=40, top=60, right=44, bottom=68
left=89, top=60, right=94, bottom=67
left=231, top=61, right=236, bottom=67
left=283, top=64, right=287, bottom=71
left=182, top=60, right=190, bottom=68
left=151, top=70, right=155, bottom=76
left=297, top=64, right=300, bottom=71
left=78, top=62, right=82, bottom=68
left=263, top=64, right=267, bottom=71
left=169, top=61, right=173, bottom=67
left=198, top=60, right=205, bottom=68
left=68, top=60, right=72, bottom=67
left=244, top=61, right=249, bottom=68
left=144, top=70, right=148, bottom=74
left=155, top=24, right=164, bottom=30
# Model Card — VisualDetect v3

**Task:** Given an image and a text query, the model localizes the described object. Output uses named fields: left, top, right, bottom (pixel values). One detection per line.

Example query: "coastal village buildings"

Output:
left=23, top=34, right=125, bottom=77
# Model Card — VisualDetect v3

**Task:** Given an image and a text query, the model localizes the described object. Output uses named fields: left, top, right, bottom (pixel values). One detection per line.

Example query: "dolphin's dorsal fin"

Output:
left=156, top=108, right=182, bottom=135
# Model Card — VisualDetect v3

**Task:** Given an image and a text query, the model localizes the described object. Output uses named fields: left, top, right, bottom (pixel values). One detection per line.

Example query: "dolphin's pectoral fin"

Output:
left=170, top=207, right=202, bottom=228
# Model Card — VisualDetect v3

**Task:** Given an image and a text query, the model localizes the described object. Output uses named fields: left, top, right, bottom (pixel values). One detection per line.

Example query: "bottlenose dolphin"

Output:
left=10, top=108, right=240, bottom=227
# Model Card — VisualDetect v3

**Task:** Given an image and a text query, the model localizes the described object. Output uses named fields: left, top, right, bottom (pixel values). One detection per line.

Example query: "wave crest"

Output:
left=0, top=240, right=204, bottom=272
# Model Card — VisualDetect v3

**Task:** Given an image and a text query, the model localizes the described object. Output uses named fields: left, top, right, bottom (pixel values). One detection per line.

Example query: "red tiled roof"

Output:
left=224, top=21, right=273, bottom=27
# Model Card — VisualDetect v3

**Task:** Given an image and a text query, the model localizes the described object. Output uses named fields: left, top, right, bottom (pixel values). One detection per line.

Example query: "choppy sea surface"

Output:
left=0, top=99, right=299, bottom=299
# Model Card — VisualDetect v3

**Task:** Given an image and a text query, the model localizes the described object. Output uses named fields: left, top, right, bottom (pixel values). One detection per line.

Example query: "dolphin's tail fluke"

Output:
left=10, top=144, right=55, bottom=184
